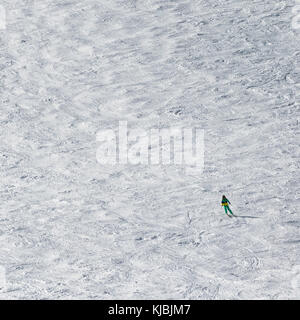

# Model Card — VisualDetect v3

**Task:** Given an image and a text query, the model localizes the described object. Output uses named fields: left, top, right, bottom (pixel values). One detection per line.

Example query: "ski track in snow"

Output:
left=0, top=0, right=299, bottom=299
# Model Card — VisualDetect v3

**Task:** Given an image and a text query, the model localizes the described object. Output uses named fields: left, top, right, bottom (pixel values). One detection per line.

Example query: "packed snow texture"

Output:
left=0, top=0, right=299, bottom=299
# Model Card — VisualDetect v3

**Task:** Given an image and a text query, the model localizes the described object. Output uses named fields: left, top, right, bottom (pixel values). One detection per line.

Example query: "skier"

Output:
left=221, top=195, right=234, bottom=217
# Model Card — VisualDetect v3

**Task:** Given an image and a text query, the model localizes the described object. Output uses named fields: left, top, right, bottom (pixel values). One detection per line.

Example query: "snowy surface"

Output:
left=0, top=0, right=299, bottom=299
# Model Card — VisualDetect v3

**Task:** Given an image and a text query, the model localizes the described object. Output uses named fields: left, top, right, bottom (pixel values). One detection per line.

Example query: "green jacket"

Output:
left=221, top=197, right=231, bottom=206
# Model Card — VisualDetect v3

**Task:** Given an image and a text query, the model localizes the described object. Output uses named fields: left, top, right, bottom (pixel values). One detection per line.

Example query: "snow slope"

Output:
left=0, top=0, right=299, bottom=299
